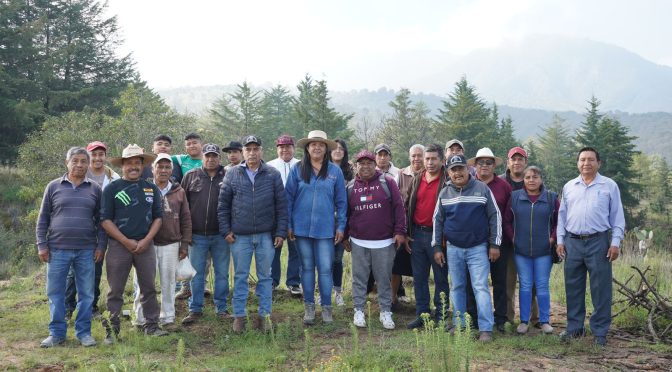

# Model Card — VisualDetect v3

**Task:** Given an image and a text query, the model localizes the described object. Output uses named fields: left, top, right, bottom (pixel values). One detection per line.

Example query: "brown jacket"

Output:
left=154, top=181, right=192, bottom=248
left=398, top=166, right=421, bottom=205
left=405, top=166, right=449, bottom=237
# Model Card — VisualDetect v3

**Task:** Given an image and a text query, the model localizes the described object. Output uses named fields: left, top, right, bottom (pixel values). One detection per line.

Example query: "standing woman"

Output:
left=286, top=130, right=347, bottom=325
left=503, top=166, right=559, bottom=335
left=330, top=139, right=354, bottom=306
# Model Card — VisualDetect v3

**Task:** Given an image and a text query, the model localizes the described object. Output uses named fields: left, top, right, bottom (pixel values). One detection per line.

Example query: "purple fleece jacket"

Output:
left=346, top=171, right=407, bottom=240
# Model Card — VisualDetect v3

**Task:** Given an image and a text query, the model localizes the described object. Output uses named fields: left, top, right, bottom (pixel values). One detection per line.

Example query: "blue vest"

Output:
left=511, top=189, right=557, bottom=258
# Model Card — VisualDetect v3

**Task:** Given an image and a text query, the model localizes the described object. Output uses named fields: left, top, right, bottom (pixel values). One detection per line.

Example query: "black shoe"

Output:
left=593, top=336, right=607, bottom=346
left=406, top=317, right=425, bottom=329
left=496, top=323, right=507, bottom=333
left=145, top=325, right=169, bottom=337
left=559, top=329, right=586, bottom=342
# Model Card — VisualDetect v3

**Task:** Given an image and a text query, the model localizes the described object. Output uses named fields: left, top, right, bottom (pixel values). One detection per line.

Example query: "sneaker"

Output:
left=353, top=309, right=366, bottom=328
left=40, top=336, right=65, bottom=348
left=517, top=323, right=529, bottom=334
left=541, top=323, right=554, bottom=334
left=233, top=317, right=246, bottom=334
left=78, top=334, right=97, bottom=347
left=593, top=336, right=607, bottom=346
left=379, top=311, right=395, bottom=330
left=181, top=312, right=202, bottom=325
left=145, top=325, right=169, bottom=337
left=322, top=306, right=333, bottom=323
left=559, top=328, right=586, bottom=342
left=496, top=323, right=507, bottom=333
left=334, top=291, right=345, bottom=307
left=289, top=285, right=302, bottom=296
left=161, top=322, right=179, bottom=332
left=478, top=331, right=493, bottom=342
left=103, top=328, right=120, bottom=345
left=303, top=303, right=316, bottom=325
left=175, top=287, right=192, bottom=300
left=398, top=295, right=411, bottom=304
left=406, top=317, right=425, bottom=329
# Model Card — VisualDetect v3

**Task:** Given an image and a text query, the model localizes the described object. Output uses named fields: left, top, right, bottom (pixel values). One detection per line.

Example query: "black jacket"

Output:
left=181, top=166, right=226, bottom=235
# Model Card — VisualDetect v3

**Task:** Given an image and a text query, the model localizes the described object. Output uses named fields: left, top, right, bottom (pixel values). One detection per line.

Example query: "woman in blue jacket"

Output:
left=503, top=166, right=559, bottom=335
left=286, top=130, right=347, bottom=325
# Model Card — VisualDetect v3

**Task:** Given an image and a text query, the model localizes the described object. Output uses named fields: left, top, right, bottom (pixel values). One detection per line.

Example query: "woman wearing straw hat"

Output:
left=285, top=130, right=347, bottom=325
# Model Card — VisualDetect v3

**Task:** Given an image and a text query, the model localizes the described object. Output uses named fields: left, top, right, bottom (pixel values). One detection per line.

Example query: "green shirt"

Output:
left=101, top=179, right=162, bottom=240
left=172, top=155, right=202, bottom=176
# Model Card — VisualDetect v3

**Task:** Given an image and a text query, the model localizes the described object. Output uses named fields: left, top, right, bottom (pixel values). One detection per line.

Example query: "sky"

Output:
left=105, top=0, right=672, bottom=91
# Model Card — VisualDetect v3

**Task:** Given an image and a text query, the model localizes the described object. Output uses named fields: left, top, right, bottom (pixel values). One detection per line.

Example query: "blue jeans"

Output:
left=65, top=259, right=103, bottom=314
left=410, top=227, right=450, bottom=317
left=189, top=234, right=230, bottom=314
left=46, top=249, right=95, bottom=339
left=296, top=237, right=334, bottom=306
left=231, top=233, right=275, bottom=317
left=271, top=238, right=301, bottom=287
left=514, top=253, right=552, bottom=324
left=447, top=243, right=494, bottom=332
left=333, top=242, right=345, bottom=288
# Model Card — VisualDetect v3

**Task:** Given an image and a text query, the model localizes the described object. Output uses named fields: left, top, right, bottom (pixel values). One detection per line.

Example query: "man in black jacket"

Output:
left=218, top=135, right=288, bottom=333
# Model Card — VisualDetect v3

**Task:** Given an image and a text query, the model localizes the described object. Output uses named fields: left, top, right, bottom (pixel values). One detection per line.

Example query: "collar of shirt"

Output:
left=159, top=182, right=172, bottom=197
left=242, top=163, right=260, bottom=184
left=574, top=172, right=606, bottom=186
left=61, top=174, right=91, bottom=189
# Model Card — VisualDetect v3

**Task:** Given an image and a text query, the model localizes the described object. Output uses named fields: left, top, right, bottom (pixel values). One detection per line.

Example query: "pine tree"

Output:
left=535, top=116, right=576, bottom=193
left=292, top=75, right=353, bottom=142
left=209, top=82, right=263, bottom=140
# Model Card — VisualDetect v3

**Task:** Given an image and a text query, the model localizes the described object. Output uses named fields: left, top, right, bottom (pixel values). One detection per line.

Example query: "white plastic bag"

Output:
left=176, top=256, right=197, bottom=281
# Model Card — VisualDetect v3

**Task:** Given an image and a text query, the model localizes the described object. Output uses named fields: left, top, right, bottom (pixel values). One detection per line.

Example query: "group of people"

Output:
left=36, top=128, right=625, bottom=348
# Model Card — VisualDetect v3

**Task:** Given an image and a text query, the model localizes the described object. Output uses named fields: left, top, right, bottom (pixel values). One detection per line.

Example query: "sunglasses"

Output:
left=476, top=159, right=495, bottom=166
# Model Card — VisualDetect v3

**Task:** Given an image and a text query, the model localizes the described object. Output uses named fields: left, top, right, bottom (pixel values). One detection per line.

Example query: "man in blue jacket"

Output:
left=218, top=135, right=288, bottom=333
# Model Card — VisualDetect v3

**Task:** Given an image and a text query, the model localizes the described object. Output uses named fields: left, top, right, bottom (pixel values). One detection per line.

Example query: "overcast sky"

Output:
left=106, top=0, right=672, bottom=91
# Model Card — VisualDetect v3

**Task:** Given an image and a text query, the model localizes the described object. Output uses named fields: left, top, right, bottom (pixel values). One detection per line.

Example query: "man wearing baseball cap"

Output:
left=266, top=135, right=302, bottom=295
left=223, top=141, right=243, bottom=170
left=374, top=144, right=400, bottom=184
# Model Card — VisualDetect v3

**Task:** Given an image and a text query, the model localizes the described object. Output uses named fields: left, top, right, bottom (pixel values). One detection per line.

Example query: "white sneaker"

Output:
left=335, top=291, right=345, bottom=306
left=398, top=295, right=411, bottom=304
left=517, top=322, right=529, bottom=334
left=379, top=311, right=395, bottom=330
left=541, top=323, right=554, bottom=334
left=353, top=309, right=366, bottom=328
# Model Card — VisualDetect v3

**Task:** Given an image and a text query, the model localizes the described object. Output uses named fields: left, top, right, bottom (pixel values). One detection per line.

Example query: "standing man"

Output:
left=501, top=146, right=540, bottom=327
left=218, top=135, right=288, bottom=333
left=465, top=148, right=511, bottom=332
left=374, top=143, right=400, bottom=183
left=445, top=139, right=476, bottom=176
left=557, top=147, right=625, bottom=346
left=180, top=144, right=230, bottom=324
left=172, top=133, right=204, bottom=183
left=405, top=144, right=450, bottom=329
left=102, top=144, right=167, bottom=344
left=433, top=154, right=502, bottom=342
left=36, top=147, right=106, bottom=347
left=64, top=141, right=119, bottom=320
left=223, top=141, right=243, bottom=170
left=141, top=135, right=174, bottom=181
left=267, top=135, right=302, bottom=294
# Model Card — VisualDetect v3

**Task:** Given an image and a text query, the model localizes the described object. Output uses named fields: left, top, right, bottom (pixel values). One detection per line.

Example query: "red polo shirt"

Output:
left=413, top=171, right=441, bottom=227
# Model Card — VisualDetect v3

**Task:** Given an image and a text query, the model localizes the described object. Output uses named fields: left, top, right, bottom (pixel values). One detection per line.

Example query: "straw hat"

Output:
left=108, top=144, right=157, bottom=167
left=296, top=130, right=337, bottom=151
left=467, top=147, right=503, bottom=166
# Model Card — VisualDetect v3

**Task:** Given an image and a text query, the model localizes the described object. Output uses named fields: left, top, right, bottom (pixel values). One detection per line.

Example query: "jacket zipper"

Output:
left=205, top=174, right=213, bottom=235
left=529, top=201, right=535, bottom=256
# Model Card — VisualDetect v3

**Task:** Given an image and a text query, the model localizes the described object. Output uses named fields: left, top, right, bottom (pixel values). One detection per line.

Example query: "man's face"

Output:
left=375, top=150, right=391, bottom=169
left=449, top=166, right=469, bottom=187
left=243, top=144, right=262, bottom=168
left=277, top=144, right=295, bottom=162
left=476, top=157, right=495, bottom=179
left=424, top=151, right=442, bottom=174
left=577, top=150, right=600, bottom=178
left=409, top=148, right=424, bottom=171
left=89, top=149, right=106, bottom=170
left=307, top=142, right=326, bottom=160
left=203, top=152, right=221, bottom=171
left=67, top=153, right=89, bottom=178
left=185, top=139, right=203, bottom=158
left=227, top=150, right=242, bottom=165
left=153, top=159, right=172, bottom=184
left=508, top=154, right=527, bottom=175
left=356, top=158, right=376, bottom=180
left=447, top=145, right=464, bottom=156
left=152, top=140, right=172, bottom=154
left=122, top=157, right=143, bottom=181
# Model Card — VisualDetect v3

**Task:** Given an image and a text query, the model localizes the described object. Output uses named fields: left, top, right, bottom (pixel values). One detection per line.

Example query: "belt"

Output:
left=567, top=231, right=604, bottom=240
left=414, top=224, right=433, bottom=232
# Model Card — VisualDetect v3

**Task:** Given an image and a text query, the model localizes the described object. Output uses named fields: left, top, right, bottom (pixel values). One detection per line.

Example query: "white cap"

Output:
left=152, top=153, right=173, bottom=166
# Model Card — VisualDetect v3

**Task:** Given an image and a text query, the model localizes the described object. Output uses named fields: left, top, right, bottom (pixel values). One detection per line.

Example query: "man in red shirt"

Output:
left=405, top=144, right=450, bottom=329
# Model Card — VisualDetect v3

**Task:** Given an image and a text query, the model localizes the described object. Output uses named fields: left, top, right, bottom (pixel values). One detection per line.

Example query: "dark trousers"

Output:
left=410, top=227, right=450, bottom=317
left=564, top=231, right=612, bottom=337
left=271, top=238, right=302, bottom=287
left=467, top=242, right=509, bottom=327
left=65, top=259, right=104, bottom=313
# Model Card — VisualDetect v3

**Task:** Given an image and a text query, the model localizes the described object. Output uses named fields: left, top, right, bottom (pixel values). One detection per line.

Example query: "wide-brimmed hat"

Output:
left=108, top=144, right=156, bottom=167
left=296, top=130, right=337, bottom=151
left=467, top=147, right=503, bottom=166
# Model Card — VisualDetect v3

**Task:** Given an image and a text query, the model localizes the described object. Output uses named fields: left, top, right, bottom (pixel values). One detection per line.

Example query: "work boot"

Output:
left=181, top=312, right=202, bottom=325
left=478, top=331, right=493, bottom=342
left=233, top=317, right=246, bottom=334
left=303, top=303, right=316, bottom=325
left=322, top=305, right=333, bottom=323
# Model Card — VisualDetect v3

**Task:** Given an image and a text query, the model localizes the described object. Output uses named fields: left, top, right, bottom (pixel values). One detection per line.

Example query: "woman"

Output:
left=330, top=139, right=353, bottom=307
left=503, top=166, right=559, bottom=335
left=286, top=130, right=347, bottom=325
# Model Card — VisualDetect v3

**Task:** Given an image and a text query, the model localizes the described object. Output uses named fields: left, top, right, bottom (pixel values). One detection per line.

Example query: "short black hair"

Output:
left=577, top=146, right=600, bottom=162
left=184, top=133, right=202, bottom=142
left=153, top=135, right=172, bottom=144
left=425, top=143, right=444, bottom=160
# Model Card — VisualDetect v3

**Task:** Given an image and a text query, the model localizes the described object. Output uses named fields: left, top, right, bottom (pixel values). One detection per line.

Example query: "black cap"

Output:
left=222, top=141, right=243, bottom=152
left=374, top=143, right=391, bottom=155
left=242, top=135, right=262, bottom=147
left=447, top=154, right=467, bottom=169
left=202, top=143, right=221, bottom=155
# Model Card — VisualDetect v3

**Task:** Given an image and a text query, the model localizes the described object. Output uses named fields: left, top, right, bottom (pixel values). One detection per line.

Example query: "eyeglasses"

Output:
left=476, top=159, right=495, bottom=166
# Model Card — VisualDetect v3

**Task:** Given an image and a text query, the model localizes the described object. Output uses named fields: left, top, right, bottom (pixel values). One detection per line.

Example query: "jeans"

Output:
left=514, top=253, right=552, bottom=324
left=333, top=242, right=345, bottom=288
left=133, top=242, right=179, bottom=325
left=189, top=234, right=230, bottom=314
left=447, top=243, right=494, bottom=332
left=271, top=238, right=301, bottom=287
left=466, top=241, right=509, bottom=326
left=65, top=259, right=103, bottom=314
left=410, top=227, right=450, bottom=317
left=296, top=237, right=335, bottom=306
left=231, top=233, right=274, bottom=317
left=46, top=249, right=95, bottom=339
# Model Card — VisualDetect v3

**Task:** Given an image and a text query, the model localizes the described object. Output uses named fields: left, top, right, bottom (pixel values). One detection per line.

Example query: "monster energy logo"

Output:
left=115, top=190, right=132, bottom=206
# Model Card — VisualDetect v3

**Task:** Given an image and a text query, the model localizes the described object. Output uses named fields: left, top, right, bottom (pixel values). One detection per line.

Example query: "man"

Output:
left=500, top=146, right=540, bottom=327
left=141, top=135, right=174, bottom=181
left=172, top=133, right=204, bottom=183
left=445, top=139, right=476, bottom=176
left=133, top=154, right=191, bottom=330
left=101, top=144, right=167, bottom=344
left=433, top=154, right=502, bottom=342
left=392, top=144, right=425, bottom=306
left=346, top=150, right=406, bottom=330
left=556, top=147, right=625, bottom=346
left=64, top=141, right=119, bottom=320
left=465, top=148, right=512, bottom=332
left=266, top=135, right=302, bottom=295
left=181, top=144, right=230, bottom=324
left=218, top=135, right=288, bottom=333
left=374, top=143, right=400, bottom=183
left=405, top=144, right=450, bottom=329
left=36, top=147, right=106, bottom=347
left=223, top=141, right=243, bottom=170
